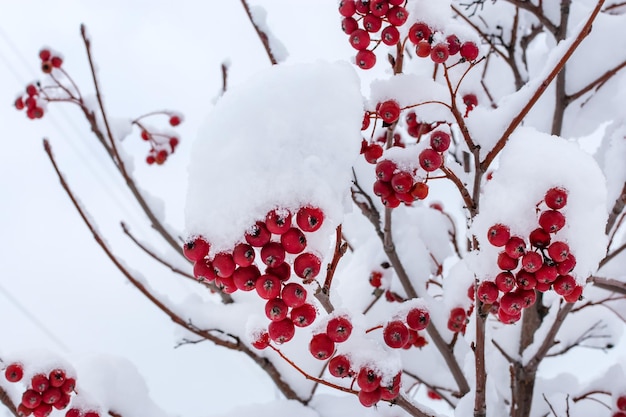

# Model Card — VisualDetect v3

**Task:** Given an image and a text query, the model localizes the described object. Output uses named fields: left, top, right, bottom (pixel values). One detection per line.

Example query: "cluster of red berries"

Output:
left=38, top=48, right=63, bottom=74
left=339, top=0, right=409, bottom=70
left=381, top=307, right=430, bottom=349
left=3, top=363, right=87, bottom=417
left=14, top=84, right=45, bottom=120
left=482, top=187, right=581, bottom=324
left=408, top=22, right=479, bottom=64
left=143, top=115, right=182, bottom=165
left=373, top=158, right=429, bottom=208
left=184, top=206, right=325, bottom=344
left=447, top=306, right=470, bottom=333
left=405, top=111, right=438, bottom=139
left=613, top=395, right=626, bottom=417
left=328, top=353, right=402, bottom=407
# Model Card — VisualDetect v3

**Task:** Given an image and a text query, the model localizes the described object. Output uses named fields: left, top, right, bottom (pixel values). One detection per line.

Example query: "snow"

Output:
left=185, top=61, right=363, bottom=254
left=249, top=5, right=289, bottom=63
left=470, top=127, right=608, bottom=283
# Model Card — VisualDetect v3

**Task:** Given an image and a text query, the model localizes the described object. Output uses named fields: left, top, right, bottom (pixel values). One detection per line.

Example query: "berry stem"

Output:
left=317, top=225, right=348, bottom=313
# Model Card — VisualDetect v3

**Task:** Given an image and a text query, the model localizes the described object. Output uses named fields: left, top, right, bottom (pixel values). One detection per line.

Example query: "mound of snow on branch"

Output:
left=185, top=62, right=364, bottom=253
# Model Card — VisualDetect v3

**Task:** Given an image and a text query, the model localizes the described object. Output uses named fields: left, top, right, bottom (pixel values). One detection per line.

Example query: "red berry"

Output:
left=268, top=318, right=296, bottom=344
left=460, top=41, right=479, bottom=61
left=169, top=115, right=181, bottom=126
left=65, top=408, right=81, bottom=417
left=553, top=274, right=576, bottom=296
left=382, top=193, right=401, bottom=208
left=369, top=0, right=389, bottom=17
left=359, top=388, right=382, bottom=407
left=376, top=159, right=397, bottom=182
left=387, top=6, right=409, bottom=26
left=215, top=276, right=237, bottom=293
left=260, top=242, right=286, bottom=267
left=266, top=262, right=291, bottom=281
left=296, top=206, right=324, bottom=232
left=341, top=17, right=359, bottom=34
left=529, top=227, right=551, bottom=248
left=212, top=252, right=236, bottom=278
left=504, top=236, right=526, bottom=259
left=294, top=253, right=321, bottom=281
left=232, top=243, right=255, bottom=266
left=391, top=171, right=413, bottom=193
left=618, top=396, right=626, bottom=411
left=419, top=148, right=443, bottom=171
left=18, top=404, right=33, bottom=417
left=309, top=334, right=335, bottom=359
left=83, top=412, right=100, bottom=417
left=463, top=94, right=478, bottom=112
left=556, top=254, right=576, bottom=275
left=281, top=282, right=307, bottom=308
left=338, top=0, right=356, bottom=17
left=60, top=378, right=75, bottom=395
left=31, top=374, right=49, bottom=393
left=183, top=237, right=210, bottom=262
left=378, top=100, right=401, bottom=124
left=364, top=143, right=384, bottom=163
left=547, top=241, right=569, bottom=263
left=141, top=130, right=150, bottom=141
left=193, top=259, right=216, bottom=282
left=26, top=84, right=38, bottom=96
left=406, top=307, right=430, bottom=330
left=430, top=43, right=449, bottom=64
left=535, top=264, right=558, bottom=284
left=430, top=131, right=451, bottom=152
left=42, top=387, right=61, bottom=405
left=280, top=228, right=307, bottom=254
left=255, top=274, right=281, bottom=299
left=50, top=56, right=63, bottom=68
left=326, top=316, right=353, bottom=342
left=232, top=265, right=261, bottom=291
left=363, top=14, right=382, bottom=33
left=22, top=390, right=42, bottom=409
left=328, top=355, right=352, bottom=378
left=245, top=221, right=271, bottom=247
left=265, top=209, right=292, bottom=235
left=500, top=292, right=524, bottom=315
left=521, top=251, right=543, bottom=273
left=563, top=284, right=583, bottom=303
left=427, top=389, right=442, bottom=400
left=539, top=210, right=566, bottom=233
left=369, top=271, right=383, bottom=287
left=381, top=25, right=401, bottom=46
left=516, top=270, right=537, bottom=290
left=5, top=363, right=24, bottom=382
left=39, top=49, right=51, bottom=61
left=487, top=224, right=510, bottom=247
left=291, top=303, right=317, bottom=327
left=519, top=289, right=537, bottom=308
left=477, top=281, right=499, bottom=303
left=446, top=35, right=461, bottom=55
left=48, top=369, right=65, bottom=388
left=251, top=332, right=270, bottom=350
left=53, top=393, right=71, bottom=410
left=498, top=307, right=521, bottom=324
left=408, top=22, right=432, bottom=44
left=355, top=49, right=376, bottom=70
left=349, top=29, right=371, bottom=50
left=361, top=112, right=371, bottom=130
left=155, top=149, right=168, bottom=165
left=415, top=41, right=431, bottom=58
left=265, top=298, right=289, bottom=321
left=15, top=97, right=25, bottom=110
left=497, top=251, right=519, bottom=270
left=410, top=182, right=429, bottom=200
left=545, top=187, right=568, bottom=209
left=357, top=367, right=381, bottom=392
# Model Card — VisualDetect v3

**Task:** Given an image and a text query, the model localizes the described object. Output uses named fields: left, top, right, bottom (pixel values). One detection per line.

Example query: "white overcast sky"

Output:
left=0, top=1, right=352, bottom=416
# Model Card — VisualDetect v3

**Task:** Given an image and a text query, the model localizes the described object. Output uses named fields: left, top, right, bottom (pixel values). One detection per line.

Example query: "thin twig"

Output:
left=43, top=138, right=302, bottom=401
left=240, top=0, right=278, bottom=65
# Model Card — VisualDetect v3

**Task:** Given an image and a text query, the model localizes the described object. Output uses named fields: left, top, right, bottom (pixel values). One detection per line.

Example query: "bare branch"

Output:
left=0, top=385, right=18, bottom=417
left=482, top=0, right=607, bottom=170
left=240, top=0, right=278, bottom=65
left=566, top=60, right=626, bottom=103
